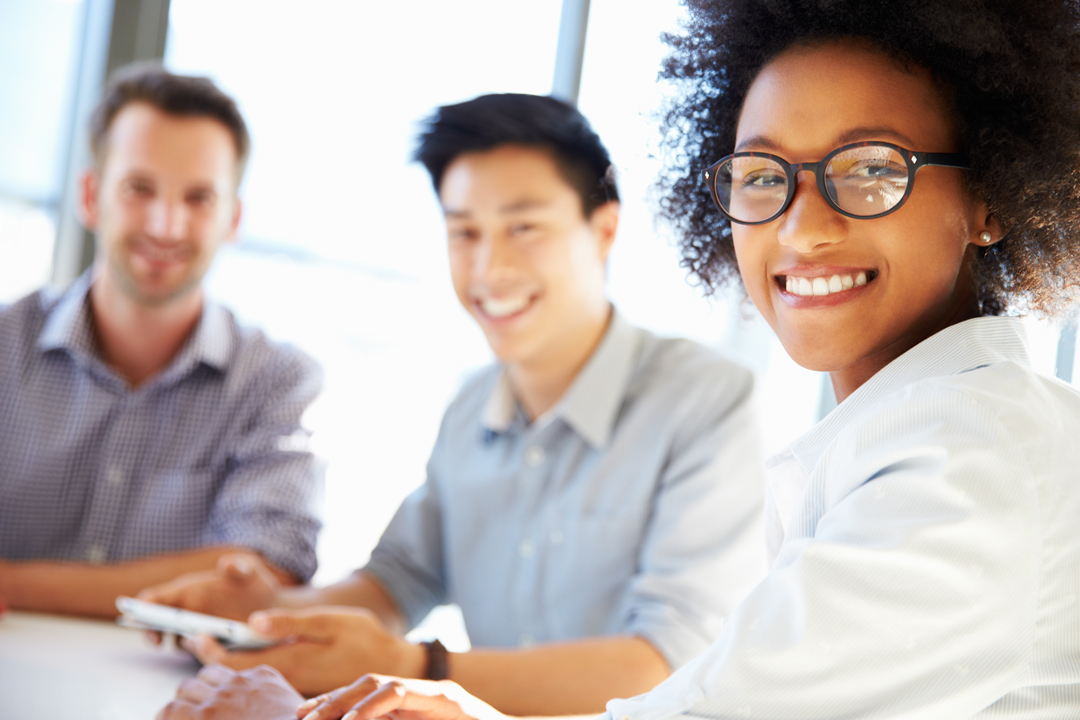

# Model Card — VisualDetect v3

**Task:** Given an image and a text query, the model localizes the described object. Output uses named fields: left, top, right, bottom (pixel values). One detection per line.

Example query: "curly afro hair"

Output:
left=658, top=0, right=1080, bottom=318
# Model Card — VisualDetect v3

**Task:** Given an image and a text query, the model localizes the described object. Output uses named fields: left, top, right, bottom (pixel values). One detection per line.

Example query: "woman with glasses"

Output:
left=157, top=1, right=1080, bottom=718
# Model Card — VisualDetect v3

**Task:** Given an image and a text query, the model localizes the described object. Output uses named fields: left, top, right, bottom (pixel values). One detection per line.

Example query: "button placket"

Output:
left=524, top=445, right=546, bottom=468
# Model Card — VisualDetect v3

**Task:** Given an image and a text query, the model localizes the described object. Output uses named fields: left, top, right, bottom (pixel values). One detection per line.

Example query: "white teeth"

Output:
left=480, top=296, right=531, bottom=318
left=785, top=272, right=871, bottom=297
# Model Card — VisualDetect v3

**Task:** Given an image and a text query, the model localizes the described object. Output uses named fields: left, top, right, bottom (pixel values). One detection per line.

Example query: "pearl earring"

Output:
left=980, top=231, right=993, bottom=244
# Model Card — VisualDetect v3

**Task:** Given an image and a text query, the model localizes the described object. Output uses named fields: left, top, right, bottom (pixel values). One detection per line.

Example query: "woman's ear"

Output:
left=972, top=203, right=1004, bottom=247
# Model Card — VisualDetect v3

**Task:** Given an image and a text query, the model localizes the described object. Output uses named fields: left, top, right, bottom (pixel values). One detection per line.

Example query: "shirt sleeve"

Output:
left=623, top=361, right=768, bottom=670
left=607, top=386, right=1042, bottom=720
left=204, top=348, right=325, bottom=582
left=363, top=416, right=449, bottom=629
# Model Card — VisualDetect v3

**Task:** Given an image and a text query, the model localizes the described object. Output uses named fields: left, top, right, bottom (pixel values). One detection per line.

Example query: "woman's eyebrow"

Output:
left=734, top=127, right=919, bottom=154
left=734, top=135, right=780, bottom=152
left=833, top=126, right=917, bottom=146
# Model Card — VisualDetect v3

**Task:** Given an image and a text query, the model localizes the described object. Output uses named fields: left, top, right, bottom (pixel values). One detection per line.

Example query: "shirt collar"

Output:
left=480, top=308, right=642, bottom=448
left=771, top=315, right=1032, bottom=475
left=37, top=271, right=96, bottom=360
left=37, top=270, right=234, bottom=383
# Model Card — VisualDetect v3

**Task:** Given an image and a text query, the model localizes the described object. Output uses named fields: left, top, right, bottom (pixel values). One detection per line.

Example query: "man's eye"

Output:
left=187, top=191, right=215, bottom=207
left=125, top=180, right=154, bottom=196
left=509, top=223, right=536, bottom=235
left=448, top=228, right=477, bottom=241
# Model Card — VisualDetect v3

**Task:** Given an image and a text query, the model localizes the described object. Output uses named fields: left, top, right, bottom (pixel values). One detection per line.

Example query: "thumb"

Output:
left=249, top=608, right=339, bottom=642
left=218, top=554, right=256, bottom=583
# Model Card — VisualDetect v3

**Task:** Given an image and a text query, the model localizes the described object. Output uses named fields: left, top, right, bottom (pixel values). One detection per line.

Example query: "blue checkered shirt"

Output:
left=0, top=273, right=323, bottom=581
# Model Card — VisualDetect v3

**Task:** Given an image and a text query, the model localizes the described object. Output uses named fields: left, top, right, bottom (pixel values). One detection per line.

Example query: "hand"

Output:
left=295, top=674, right=505, bottom=720
left=0, top=559, right=8, bottom=616
left=186, top=606, right=428, bottom=697
left=156, top=664, right=304, bottom=719
left=138, top=551, right=280, bottom=621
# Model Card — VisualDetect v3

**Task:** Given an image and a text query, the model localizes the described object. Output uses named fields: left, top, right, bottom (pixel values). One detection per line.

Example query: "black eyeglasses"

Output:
left=702, top=141, right=967, bottom=225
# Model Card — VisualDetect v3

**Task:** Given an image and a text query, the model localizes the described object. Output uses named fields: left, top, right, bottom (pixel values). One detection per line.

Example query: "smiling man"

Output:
left=144, top=93, right=765, bottom=716
left=0, top=65, right=323, bottom=617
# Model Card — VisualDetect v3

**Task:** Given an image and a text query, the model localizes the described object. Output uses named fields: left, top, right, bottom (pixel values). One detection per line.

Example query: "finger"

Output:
left=198, top=634, right=311, bottom=676
left=297, top=693, right=331, bottom=717
left=300, top=676, right=382, bottom=720
left=195, top=663, right=239, bottom=687
left=156, top=699, right=196, bottom=720
left=348, top=679, right=491, bottom=720
left=174, top=677, right=214, bottom=704
left=342, top=679, right=415, bottom=720
left=144, top=629, right=164, bottom=646
left=191, top=633, right=231, bottom=665
left=249, top=608, right=340, bottom=641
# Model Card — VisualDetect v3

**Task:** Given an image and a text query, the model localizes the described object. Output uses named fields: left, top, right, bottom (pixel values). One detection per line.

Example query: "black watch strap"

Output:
left=422, top=639, right=450, bottom=681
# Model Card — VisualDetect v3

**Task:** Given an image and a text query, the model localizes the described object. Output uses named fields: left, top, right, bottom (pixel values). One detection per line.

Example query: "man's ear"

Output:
left=590, top=200, right=620, bottom=262
left=226, top=197, right=243, bottom=244
left=78, top=169, right=100, bottom=231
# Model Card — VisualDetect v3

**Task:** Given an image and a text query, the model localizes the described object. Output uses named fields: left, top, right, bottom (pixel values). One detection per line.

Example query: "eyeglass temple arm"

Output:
left=922, top=152, right=968, bottom=169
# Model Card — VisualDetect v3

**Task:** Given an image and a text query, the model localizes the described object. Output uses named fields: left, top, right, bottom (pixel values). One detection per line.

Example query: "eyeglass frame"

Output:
left=702, top=141, right=968, bottom=225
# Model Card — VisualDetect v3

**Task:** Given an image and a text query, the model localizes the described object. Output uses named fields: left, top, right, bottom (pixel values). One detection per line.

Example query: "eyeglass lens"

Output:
left=716, top=145, right=910, bottom=223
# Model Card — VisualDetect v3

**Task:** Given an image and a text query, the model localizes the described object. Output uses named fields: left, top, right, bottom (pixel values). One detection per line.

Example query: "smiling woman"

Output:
left=154, top=1, right=1080, bottom=718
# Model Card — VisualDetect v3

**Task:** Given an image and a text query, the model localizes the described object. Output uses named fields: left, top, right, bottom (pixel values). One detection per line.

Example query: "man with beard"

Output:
left=0, top=64, right=323, bottom=617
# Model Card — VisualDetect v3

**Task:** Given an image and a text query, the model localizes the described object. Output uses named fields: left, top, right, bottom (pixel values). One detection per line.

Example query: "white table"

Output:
left=0, top=610, right=197, bottom=718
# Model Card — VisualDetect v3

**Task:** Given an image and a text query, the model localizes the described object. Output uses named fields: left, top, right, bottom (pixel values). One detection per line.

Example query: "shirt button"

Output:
left=87, top=546, right=106, bottom=564
left=524, top=446, right=545, bottom=467
left=549, top=530, right=564, bottom=545
left=106, top=466, right=125, bottom=486
left=518, top=539, right=535, bottom=558
left=519, top=632, right=535, bottom=647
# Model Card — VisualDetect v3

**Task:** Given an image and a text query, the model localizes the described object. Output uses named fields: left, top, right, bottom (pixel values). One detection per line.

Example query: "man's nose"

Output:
left=776, top=171, right=846, bottom=253
left=474, top=232, right=517, bottom=278
left=146, top=198, right=189, bottom=240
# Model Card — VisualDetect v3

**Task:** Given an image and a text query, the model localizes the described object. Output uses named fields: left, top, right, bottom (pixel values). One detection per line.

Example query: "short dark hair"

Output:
left=89, top=62, right=251, bottom=183
left=658, top=0, right=1080, bottom=318
left=414, top=93, right=618, bottom=217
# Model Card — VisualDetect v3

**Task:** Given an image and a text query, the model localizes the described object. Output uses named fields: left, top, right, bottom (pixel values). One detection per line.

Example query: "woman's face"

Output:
left=732, top=41, right=990, bottom=400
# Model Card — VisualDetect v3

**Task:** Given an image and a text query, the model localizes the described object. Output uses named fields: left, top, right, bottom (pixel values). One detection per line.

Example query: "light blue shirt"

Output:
left=365, top=310, right=767, bottom=669
left=607, top=316, right=1080, bottom=719
left=0, top=273, right=324, bottom=581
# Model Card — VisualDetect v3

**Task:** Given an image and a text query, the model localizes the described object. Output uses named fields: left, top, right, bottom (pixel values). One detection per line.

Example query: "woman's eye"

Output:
left=848, top=161, right=906, bottom=180
left=741, top=170, right=786, bottom=188
left=509, top=223, right=536, bottom=235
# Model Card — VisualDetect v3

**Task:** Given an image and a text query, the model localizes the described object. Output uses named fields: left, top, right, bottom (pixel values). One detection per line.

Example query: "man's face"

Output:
left=439, top=145, right=617, bottom=367
left=82, top=101, right=241, bottom=307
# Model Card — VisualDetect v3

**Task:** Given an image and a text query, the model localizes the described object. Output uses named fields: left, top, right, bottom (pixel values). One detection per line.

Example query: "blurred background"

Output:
left=2, top=0, right=1075, bottom=645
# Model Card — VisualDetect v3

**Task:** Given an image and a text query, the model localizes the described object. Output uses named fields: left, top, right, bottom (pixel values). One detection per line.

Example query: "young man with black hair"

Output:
left=0, top=64, right=323, bottom=618
left=145, top=93, right=765, bottom=716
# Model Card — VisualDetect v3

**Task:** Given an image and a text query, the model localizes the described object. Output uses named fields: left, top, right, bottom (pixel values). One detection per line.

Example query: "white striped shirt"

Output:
left=607, top=316, right=1080, bottom=719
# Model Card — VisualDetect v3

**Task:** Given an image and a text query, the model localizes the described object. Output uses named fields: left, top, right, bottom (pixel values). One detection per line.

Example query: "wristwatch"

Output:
left=421, top=638, right=450, bottom=681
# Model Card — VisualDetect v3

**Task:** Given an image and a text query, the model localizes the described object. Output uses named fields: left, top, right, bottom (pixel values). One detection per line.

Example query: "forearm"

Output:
left=278, top=569, right=407, bottom=634
left=449, top=636, right=669, bottom=717
left=0, top=546, right=286, bottom=618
